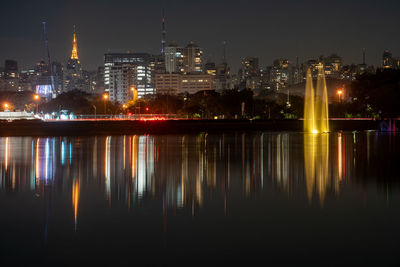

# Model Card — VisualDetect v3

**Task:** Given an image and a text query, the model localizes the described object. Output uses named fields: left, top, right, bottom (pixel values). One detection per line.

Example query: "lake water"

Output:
left=0, top=132, right=399, bottom=265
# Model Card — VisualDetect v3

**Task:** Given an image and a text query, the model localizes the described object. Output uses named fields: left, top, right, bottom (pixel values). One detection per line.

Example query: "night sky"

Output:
left=0, top=0, right=399, bottom=72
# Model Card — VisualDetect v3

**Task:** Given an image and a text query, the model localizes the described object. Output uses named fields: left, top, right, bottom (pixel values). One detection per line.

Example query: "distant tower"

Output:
left=222, top=41, right=227, bottom=63
left=71, top=25, right=79, bottom=60
left=64, top=25, right=83, bottom=92
left=161, top=9, right=166, bottom=56
left=38, top=21, right=55, bottom=98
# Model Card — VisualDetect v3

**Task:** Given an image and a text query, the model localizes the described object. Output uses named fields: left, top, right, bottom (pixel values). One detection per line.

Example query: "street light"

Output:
left=337, top=89, right=343, bottom=103
left=103, top=93, right=109, bottom=115
left=4, top=103, right=9, bottom=111
left=33, top=94, right=40, bottom=113
left=122, top=104, right=128, bottom=116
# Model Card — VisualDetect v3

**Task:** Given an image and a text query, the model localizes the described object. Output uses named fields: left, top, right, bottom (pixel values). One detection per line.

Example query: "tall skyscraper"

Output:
left=382, top=50, right=393, bottom=69
left=183, top=42, right=203, bottom=73
left=104, top=53, right=154, bottom=102
left=270, top=59, right=290, bottom=90
left=241, top=57, right=259, bottom=80
left=64, top=26, right=83, bottom=92
left=165, top=43, right=184, bottom=73
left=164, top=42, right=204, bottom=74
left=2, top=60, right=19, bottom=91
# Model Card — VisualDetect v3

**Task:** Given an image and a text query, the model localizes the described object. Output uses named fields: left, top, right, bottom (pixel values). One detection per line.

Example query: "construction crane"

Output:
left=42, top=21, right=55, bottom=98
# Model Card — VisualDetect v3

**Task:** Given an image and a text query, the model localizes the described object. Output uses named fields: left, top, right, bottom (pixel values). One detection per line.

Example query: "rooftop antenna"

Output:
left=161, top=8, right=166, bottom=56
left=222, top=41, right=227, bottom=63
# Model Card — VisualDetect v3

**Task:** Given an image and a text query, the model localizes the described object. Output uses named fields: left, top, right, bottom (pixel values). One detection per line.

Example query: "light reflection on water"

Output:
left=0, top=132, right=399, bottom=264
left=0, top=132, right=399, bottom=211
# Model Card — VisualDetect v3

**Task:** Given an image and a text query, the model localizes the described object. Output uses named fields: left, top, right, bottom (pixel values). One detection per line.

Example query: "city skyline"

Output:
left=1, top=0, right=399, bottom=71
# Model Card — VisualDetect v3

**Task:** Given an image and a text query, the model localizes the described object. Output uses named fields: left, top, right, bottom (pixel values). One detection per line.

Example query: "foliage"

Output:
left=349, top=69, right=400, bottom=117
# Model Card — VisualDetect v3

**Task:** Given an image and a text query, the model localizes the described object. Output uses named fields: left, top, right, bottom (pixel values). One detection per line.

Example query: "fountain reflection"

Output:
left=72, top=178, right=79, bottom=230
left=304, top=133, right=329, bottom=204
left=0, top=133, right=398, bottom=229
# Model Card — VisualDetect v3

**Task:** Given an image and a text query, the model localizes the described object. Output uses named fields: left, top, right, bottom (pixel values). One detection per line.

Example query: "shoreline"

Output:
left=0, top=119, right=381, bottom=136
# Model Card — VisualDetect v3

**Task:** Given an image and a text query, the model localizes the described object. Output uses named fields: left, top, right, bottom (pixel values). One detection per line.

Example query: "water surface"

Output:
left=0, top=132, right=399, bottom=265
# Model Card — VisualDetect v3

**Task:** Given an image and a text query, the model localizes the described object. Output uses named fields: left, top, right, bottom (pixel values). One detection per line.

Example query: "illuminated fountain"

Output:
left=303, top=64, right=330, bottom=204
left=304, top=64, right=329, bottom=133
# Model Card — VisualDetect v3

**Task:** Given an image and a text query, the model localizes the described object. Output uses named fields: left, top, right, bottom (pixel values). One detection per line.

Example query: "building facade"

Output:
left=104, top=53, right=153, bottom=103
left=165, top=43, right=184, bottom=73
left=183, top=42, right=203, bottom=73
left=155, top=73, right=213, bottom=94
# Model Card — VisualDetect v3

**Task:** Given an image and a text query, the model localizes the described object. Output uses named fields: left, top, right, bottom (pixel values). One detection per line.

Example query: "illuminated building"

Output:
left=215, top=62, right=231, bottom=91
left=5, top=60, right=18, bottom=79
left=204, top=62, right=217, bottom=76
left=155, top=73, right=214, bottom=94
left=241, top=57, right=259, bottom=80
left=18, top=69, right=36, bottom=91
left=183, top=42, right=203, bottom=73
left=322, top=54, right=342, bottom=78
left=382, top=50, right=393, bottom=69
left=270, top=58, right=290, bottom=90
left=0, top=60, right=19, bottom=91
left=104, top=53, right=154, bottom=102
left=33, top=60, right=63, bottom=96
left=165, top=43, right=184, bottom=73
left=164, top=42, right=203, bottom=74
left=150, top=54, right=166, bottom=78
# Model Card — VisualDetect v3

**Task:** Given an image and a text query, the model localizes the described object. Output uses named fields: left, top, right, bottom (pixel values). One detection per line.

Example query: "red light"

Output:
left=128, top=113, right=132, bottom=116
left=145, top=107, right=149, bottom=111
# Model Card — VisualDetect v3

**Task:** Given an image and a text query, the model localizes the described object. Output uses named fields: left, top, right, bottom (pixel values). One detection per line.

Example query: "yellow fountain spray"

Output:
left=303, top=65, right=329, bottom=133
left=304, top=69, right=316, bottom=133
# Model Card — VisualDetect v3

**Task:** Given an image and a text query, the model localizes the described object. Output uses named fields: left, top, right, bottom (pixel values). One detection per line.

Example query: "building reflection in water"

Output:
left=0, top=132, right=398, bottom=229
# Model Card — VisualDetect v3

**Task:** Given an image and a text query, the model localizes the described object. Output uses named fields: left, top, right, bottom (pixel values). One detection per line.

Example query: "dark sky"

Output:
left=0, top=0, right=399, bottom=72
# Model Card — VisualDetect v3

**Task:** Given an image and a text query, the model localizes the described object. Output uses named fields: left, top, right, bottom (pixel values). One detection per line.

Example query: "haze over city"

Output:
left=1, top=0, right=400, bottom=71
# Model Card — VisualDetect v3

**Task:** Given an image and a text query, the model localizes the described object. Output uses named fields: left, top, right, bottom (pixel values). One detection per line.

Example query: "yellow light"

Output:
left=122, top=104, right=127, bottom=109
left=4, top=103, right=9, bottom=109
left=103, top=94, right=108, bottom=100
left=337, top=90, right=343, bottom=95
left=34, top=94, right=40, bottom=100
left=312, top=129, right=318, bottom=134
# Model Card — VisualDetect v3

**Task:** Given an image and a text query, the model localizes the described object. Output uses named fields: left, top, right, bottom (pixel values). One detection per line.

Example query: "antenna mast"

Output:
left=42, top=21, right=55, bottom=97
left=161, top=9, right=166, bottom=56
